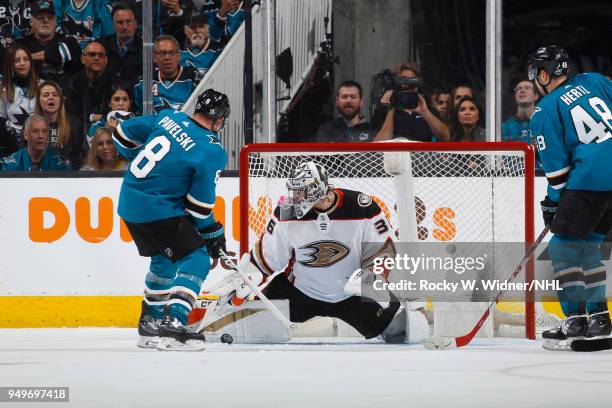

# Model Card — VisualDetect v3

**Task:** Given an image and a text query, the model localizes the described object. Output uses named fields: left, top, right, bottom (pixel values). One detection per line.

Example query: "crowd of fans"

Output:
left=318, top=62, right=540, bottom=150
left=313, top=61, right=548, bottom=170
left=0, top=0, right=244, bottom=171
left=0, top=1, right=543, bottom=172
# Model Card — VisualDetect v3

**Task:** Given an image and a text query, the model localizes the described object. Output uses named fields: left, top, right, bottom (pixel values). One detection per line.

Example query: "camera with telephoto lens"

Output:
left=391, top=76, right=421, bottom=110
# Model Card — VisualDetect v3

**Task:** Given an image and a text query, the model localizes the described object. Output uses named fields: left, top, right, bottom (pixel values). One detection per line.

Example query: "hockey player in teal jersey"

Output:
left=113, top=88, right=230, bottom=351
left=528, top=45, right=612, bottom=350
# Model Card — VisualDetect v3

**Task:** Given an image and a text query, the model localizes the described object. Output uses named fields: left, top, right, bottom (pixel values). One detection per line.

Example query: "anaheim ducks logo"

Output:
left=298, top=240, right=351, bottom=268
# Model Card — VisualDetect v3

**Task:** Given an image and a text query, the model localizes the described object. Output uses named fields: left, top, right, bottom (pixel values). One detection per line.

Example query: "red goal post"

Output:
left=239, top=142, right=539, bottom=339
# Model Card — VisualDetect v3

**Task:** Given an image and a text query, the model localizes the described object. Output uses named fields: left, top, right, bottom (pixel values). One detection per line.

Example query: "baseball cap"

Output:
left=189, top=14, right=208, bottom=28
left=31, top=0, right=55, bottom=17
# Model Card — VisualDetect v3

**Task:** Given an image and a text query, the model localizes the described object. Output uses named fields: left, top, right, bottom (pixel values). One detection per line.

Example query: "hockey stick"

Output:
left=423, top=225, right=551, bottom=350
left=220, top=250, right=298, bottom=334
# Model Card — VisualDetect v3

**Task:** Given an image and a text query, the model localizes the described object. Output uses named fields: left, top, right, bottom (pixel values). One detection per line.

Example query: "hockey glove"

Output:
left=200, top=222, right=226, bottom=259
left=540, top=196, right=558, bottom=227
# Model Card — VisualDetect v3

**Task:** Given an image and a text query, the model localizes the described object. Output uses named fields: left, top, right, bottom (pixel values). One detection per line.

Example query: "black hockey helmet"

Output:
left=526, top=45, right=569, bottom=81
left=194, top=88, right=230, bottom=120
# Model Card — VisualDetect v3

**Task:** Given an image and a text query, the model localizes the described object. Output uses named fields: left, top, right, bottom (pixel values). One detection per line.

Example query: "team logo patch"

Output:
left=164, top=248, right=173, bottom=258
left=357, top=194, right=372, bottom=207
left=298, top=240, right=351, bottom=268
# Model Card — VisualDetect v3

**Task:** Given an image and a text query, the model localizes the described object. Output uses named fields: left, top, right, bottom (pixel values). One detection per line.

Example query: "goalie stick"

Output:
left=423, top=225, right=551, bottom=350
left=195, top=269, right=284, bottom=333
left=220, top=250, right=298, bottom=335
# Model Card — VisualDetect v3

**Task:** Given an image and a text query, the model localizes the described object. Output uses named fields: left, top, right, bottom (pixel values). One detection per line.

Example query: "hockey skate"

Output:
left=587, top=311, right=612, bottom=338
left=542, top=314, right=587, bottom=351
left=137, top=302, right=160, bottom=349
left=157, top=315, right=206, bottom=352
left=570, top=312, right=612, bottom=352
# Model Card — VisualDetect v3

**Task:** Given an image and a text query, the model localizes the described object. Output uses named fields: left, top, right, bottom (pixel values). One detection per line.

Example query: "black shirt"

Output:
left=315, top=117, right=375, bottom=143
left=372, top=105, right=444, bottom=142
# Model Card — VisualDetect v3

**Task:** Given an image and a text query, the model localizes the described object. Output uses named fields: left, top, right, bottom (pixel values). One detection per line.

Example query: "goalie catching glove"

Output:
left=200, top=222, right=226, bottom=259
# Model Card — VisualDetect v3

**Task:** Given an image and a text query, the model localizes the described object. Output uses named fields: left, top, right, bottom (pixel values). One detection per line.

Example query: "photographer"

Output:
left=373, top=62, right=450, bottom=142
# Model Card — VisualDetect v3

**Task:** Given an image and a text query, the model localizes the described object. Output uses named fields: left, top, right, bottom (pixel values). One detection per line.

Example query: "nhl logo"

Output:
left=164, top=248, right=173, bottom=258
left=357, top=194, right=372, bottom=207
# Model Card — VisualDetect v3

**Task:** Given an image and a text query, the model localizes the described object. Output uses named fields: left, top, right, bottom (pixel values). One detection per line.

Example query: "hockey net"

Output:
left=240, top=142, right=560, bottom=339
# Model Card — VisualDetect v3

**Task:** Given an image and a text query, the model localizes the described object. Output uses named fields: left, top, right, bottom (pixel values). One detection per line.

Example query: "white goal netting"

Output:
left=242, top=143, right=560, bottom=338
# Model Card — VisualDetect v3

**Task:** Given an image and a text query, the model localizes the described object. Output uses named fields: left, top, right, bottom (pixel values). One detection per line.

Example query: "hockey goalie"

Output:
left=195, top=161, right=429, bottom=344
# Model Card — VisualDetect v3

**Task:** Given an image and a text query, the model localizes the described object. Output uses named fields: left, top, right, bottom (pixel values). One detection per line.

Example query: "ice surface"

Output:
left=1, top=328, right=611, bottom=408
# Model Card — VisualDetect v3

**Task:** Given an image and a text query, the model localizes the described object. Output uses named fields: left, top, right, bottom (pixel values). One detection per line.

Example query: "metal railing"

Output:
left=182, top=24, right=246, bottom=169
left=183, top=0, right=333, bottom=169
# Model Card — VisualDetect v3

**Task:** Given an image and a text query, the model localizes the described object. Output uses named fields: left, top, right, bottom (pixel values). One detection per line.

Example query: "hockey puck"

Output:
left=221, top=333, right=233, bottom=344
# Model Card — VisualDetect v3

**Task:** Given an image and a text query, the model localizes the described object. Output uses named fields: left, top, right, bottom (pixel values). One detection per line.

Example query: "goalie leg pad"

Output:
left=381, top=308, right=407, bottom=343
left=379, top=307, right=430, bottom=344
left=407, top=307, right=431, bottom=344
left=197, top=299, right=291, bottom=343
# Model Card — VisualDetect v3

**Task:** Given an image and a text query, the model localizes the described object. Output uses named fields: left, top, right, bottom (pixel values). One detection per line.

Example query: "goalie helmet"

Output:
left=282, top=161, right=330, bottom=219
left=526, top=45, right=569, bottom=81
left=194, top=88, right=231, bottom=121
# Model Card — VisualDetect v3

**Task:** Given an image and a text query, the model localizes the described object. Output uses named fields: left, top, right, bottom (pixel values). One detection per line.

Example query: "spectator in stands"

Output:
left=432, top=90, right=451, bottom=124
left=80, top=126, right=127, bottom=171
left=98, top=2, right=142, bottom=87
left=502, top=79, right=539, bottom=144
left=87, top=82, right=134, bottom=145
left=35, top=80, right=85, bottom=170
left=180, top=14, right=221, bottom=77
left=133, top=35, right=201, bottom=114
left=450, top=96, right=485, bottom=142
left=54, top=0, right=114, bottom=47
left=0, top=1, right=31, bottom=43
left=18, top=0, right=82, bottom=87
left=133, top=0, right=195, bottom=47
left=64, top=40, right=113, bottom=135
left=502, top=79, right=542, bottom=170
left=450, top=84, right=475, bottom=110
left=209, top=0, right=245, bottom=44
left=0, top=113, right=70, bottom=171
left=0, top=45, right=39, bottom=155
left=374, top=62, right=450, bottom=142
left=315, top=80, right=374, bottom=142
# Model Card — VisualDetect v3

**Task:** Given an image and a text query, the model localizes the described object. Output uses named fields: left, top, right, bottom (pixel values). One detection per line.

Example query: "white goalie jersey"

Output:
left=250, top=188, right=396, bottom=302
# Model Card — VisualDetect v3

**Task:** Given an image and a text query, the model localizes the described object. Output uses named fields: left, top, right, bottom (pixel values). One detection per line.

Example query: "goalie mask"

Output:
left=281, top=161, right=330, bottom=220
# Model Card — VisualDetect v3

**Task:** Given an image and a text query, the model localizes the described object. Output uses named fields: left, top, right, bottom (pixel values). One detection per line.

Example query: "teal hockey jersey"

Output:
left=132, top=67, right=201, bottom=114
left=1, top=148, right=71, bottom=171
left=530, top=72, right=612, bottom=201
left=113, top=109, right=227, bottom=229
